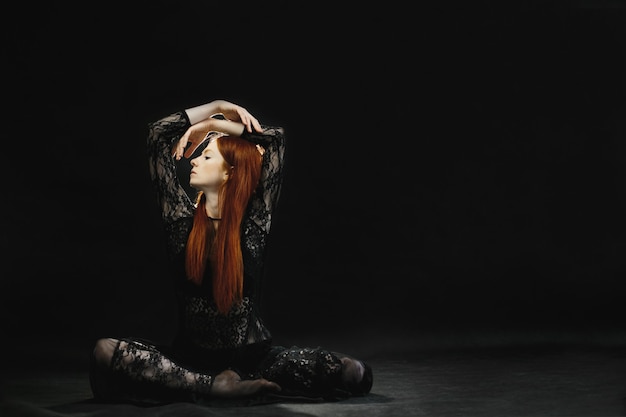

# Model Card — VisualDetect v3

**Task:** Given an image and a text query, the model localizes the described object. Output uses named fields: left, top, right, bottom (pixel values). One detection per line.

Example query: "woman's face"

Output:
left=189, top=139, right=230, bottom=191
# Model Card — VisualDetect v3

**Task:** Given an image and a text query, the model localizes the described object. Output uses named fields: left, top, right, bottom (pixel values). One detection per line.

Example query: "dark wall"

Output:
left=4, top=3, right=626, bottom=346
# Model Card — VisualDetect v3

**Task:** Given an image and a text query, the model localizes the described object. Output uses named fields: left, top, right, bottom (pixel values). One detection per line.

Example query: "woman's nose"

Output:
left=190, top=157, right=197, bottom=167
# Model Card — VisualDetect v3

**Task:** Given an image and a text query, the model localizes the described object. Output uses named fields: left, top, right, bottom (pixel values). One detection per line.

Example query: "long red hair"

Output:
left=185, top=136, right=263, bottom=314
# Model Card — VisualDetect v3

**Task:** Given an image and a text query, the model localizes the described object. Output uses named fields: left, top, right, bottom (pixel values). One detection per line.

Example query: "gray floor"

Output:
left=2, top=329, right=626, bottom=417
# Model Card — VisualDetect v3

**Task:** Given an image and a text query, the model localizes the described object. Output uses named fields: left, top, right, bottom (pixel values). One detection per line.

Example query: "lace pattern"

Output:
left=146, top=111, right=286, bottom=349
left=261, top=346, right=344, bottom=397
left=111, top=339, right=213, bottom=397
left=180, top=296, right=269, bottom=349
left=146, top=112, right=196, bottom=231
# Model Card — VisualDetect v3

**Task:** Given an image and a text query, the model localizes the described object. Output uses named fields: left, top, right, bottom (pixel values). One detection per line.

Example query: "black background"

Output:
left=3, top=2, right=626, bottom=349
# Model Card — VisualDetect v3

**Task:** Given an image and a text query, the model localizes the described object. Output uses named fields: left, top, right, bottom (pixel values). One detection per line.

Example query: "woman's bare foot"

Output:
left=211, top=369, right=281, bottom=398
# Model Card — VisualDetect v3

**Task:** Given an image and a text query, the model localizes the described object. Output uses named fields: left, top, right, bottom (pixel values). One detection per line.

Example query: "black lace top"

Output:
left=146, top=111, right=285, bottom=354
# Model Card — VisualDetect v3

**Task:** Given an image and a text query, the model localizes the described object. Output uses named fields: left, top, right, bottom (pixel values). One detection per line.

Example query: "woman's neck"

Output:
left=203, top=193, right=221, bottom=220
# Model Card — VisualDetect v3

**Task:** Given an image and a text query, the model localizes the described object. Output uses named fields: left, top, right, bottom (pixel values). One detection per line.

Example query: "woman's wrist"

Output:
left=209, top=118, right=245, bottom=136
left=185, top=101, right=222, bottom=125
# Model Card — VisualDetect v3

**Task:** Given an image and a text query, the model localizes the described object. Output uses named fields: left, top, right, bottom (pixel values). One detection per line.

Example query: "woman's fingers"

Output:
left=244, top=114, right=261, bottom=132
left=250, top=117, right=262, bottom=132
left=235, top=107, right=262, bottom=132
left=175, top=124, right=207, bottom=160
left=173, top=139, right=185, bottom=160
left=173, top=129, right=192, bottom=160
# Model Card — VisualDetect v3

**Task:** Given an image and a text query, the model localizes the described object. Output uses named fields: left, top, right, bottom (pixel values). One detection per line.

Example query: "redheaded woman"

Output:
left=89, top=100, right=372, bottom=405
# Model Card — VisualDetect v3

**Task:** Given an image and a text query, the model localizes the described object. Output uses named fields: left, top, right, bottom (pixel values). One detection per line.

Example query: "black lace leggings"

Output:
left=90, top=338, right=351, bottom=405
left=90, top=338, right=214, bottom=404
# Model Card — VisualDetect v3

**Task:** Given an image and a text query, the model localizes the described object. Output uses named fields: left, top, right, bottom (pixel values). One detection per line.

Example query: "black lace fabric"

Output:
left=259, top=346, right=348, bottom=400
left=91, top=110, right=359, bottom=404
left=111, top=339, right=213, bottom=400
left=180, top=295, right=267, bottom=349
left=146, top=111, right=285, bottom=351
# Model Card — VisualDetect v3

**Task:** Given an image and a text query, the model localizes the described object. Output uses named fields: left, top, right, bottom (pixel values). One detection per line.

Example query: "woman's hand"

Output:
left=172, top=119, right=215, bottom=160
left=212, top=100, right=263, bottom=133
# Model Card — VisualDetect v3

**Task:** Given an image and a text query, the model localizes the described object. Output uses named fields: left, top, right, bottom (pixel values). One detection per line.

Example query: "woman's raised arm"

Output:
left=173, top=100, right=264, bottom=160
left=184, top=100, right=262, bottom=133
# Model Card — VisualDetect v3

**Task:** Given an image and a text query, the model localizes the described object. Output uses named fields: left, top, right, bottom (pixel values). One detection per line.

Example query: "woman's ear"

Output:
left=223, top=166, right=234, bottom=181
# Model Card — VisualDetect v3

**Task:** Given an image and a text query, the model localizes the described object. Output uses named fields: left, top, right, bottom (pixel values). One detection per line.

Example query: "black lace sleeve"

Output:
left=241, top=126, right=286, bottom=234
left=146, top=111, right=196, bottom=257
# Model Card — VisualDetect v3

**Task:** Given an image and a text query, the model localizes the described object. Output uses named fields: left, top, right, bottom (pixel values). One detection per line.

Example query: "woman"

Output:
left=89, top=100, right=373, bottom=405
